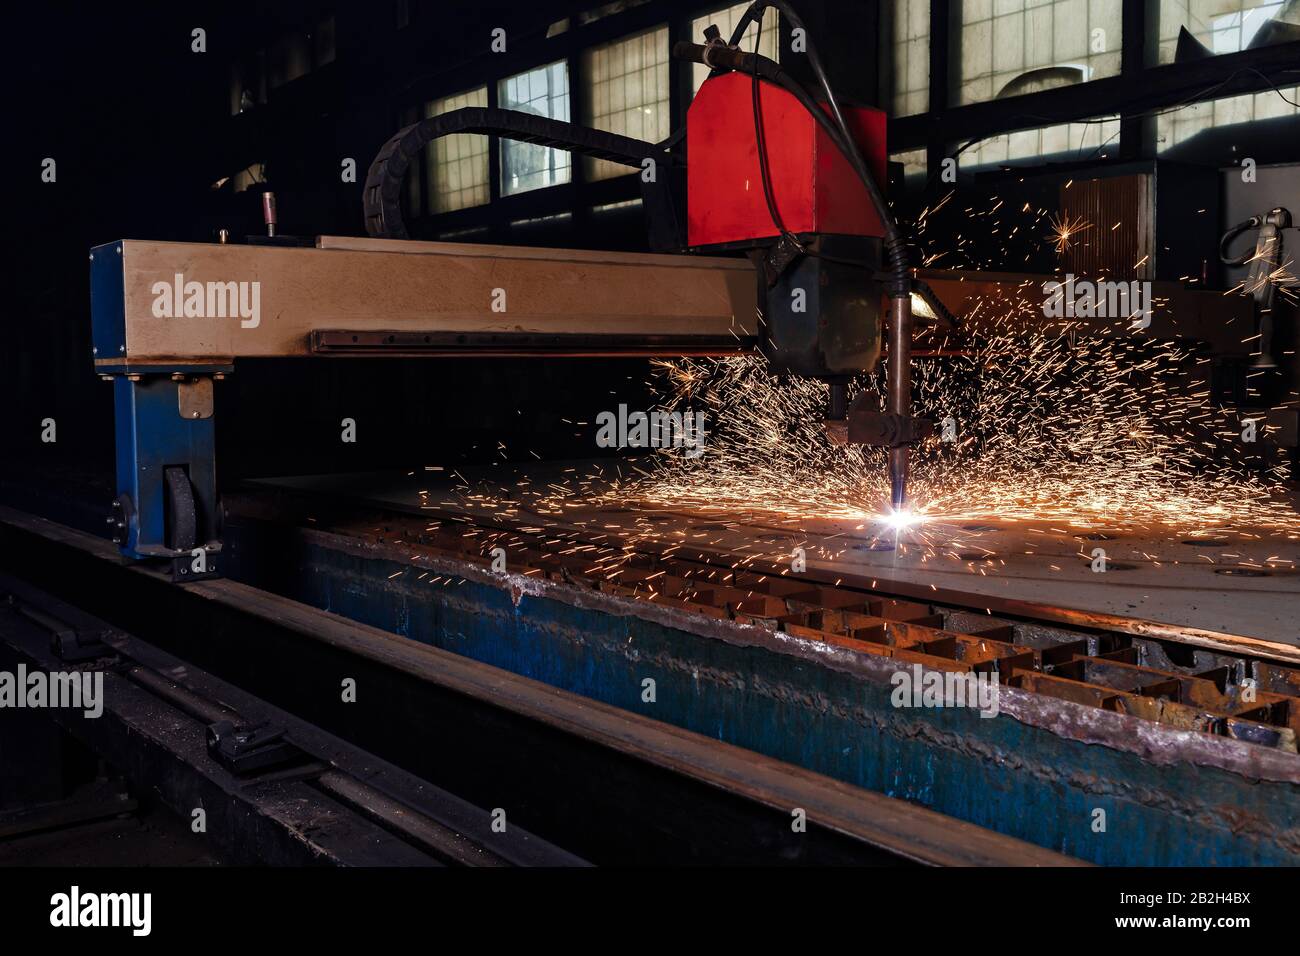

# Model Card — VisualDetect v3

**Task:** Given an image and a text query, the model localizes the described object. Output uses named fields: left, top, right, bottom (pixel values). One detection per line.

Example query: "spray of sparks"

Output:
left=424, top=190, right=1299, bottom=593
left=1048, top=212, right=1092, bottom=254
left=1235, top=248, right=1300, bottom=308
left=618, top=189, right=1297, bottom=540
left=625, top=334, right=1296, bottom=536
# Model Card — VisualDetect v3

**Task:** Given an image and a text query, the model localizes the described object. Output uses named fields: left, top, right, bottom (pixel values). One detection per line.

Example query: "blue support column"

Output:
left=111, top=376, right=220, bottom=574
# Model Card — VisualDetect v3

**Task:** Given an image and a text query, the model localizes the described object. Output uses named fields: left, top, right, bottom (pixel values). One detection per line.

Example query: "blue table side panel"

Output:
left=232, top=535, right=1300, bottom=866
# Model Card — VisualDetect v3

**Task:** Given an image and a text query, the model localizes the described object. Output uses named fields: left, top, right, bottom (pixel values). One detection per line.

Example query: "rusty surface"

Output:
left=231, top=491, right=1300, bottom=763
left=916, top=268, right=1254, bottom=354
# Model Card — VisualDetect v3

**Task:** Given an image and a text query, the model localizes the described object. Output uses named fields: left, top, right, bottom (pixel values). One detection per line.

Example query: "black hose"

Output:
left=1220, top=217, right=1261, bottom=266
left=726, top=0, right=911, bottom=300
left=749, top=16, right=793, bottom=242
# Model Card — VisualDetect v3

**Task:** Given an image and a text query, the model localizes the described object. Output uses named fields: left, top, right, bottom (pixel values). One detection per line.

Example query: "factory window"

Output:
left=1156, top=0, right=1296, bottom=63
left=1157, top=86, right=1300, bottom=151
left=884, top=0, right=930, bottom=117
left=690, top=3, right=779, bottom=94
left=510, top=211, right=574, bottom=228
left=313, top=16, right=336, bottom=67
left=424, top=87, right=490, bottom=213
left=958, top=0, right=1123, bottom=106
left=962, top=116, right=1121, bottom=168
left=229, top=52, right=267, bottom=115
left=582, top=26, right=670, bottom=181
left=579, top=0, right=652, bottom=26
left=234, top=166, right=263, bottom=192
left=215, top=162, right=265, bottom=193
left=498, top=61, right=572, bottom=195
left=891, top=148, right=928, bottom=182
left=268, top=31, right=312, bottom=89
left=438, top=225, right=490, bottom=240
left=1155, top=1, right=1300, bottom=151
left=593, top=198, right=644, bottom=214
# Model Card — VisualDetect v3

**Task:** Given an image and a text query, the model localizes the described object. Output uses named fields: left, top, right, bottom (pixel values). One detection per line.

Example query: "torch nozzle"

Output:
left=889, top=447, right=909, bottom=511
left=887, top=294, right=914, bottom=514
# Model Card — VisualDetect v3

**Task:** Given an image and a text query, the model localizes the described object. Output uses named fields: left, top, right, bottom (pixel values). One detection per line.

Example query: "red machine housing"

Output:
left=686, top=71, right=889, bottom=248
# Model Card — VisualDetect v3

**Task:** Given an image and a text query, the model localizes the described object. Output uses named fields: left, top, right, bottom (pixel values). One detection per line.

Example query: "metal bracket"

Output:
left=169, top=549, right=221, bottom=583
left=176, top=377, right=214, bottom=419
left=207, top=720, right=305, bottom=777
left=760, top=234, right=806, bottom=288
left=829, top=391, right=934, bottom=447
left=3, top=593, right=113, bottom=662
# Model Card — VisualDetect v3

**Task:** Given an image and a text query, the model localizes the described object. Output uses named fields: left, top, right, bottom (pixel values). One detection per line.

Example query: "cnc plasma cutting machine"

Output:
left=91, top=1, right=947, bottom=577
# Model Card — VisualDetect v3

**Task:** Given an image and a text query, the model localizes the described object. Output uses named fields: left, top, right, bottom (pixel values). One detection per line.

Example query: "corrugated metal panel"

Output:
left=1061, top=174, right=1154, bottom=280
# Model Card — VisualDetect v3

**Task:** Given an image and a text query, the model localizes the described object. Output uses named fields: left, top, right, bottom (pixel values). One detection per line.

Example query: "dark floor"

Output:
left=0, top=797, right=222, bottom=867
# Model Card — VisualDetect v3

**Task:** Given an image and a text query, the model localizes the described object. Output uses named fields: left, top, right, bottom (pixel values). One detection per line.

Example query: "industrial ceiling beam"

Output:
left=889, top=38, right=1300, bottom=153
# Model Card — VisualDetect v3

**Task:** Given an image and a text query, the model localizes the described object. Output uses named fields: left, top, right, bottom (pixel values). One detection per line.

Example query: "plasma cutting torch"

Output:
left=670, top=0, right=947, bottom=510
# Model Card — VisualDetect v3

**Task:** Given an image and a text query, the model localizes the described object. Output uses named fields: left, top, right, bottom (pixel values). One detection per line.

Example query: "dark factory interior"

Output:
left=3, top=0, right=1300, bottom=906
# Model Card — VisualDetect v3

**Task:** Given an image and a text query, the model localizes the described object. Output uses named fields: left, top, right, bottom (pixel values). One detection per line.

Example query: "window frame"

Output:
left=424, top=86, right=491, bottom=214
left=888, top=1, right=1300, bottom=175
left=581, top=24, right=672, bottom=182
left=497, top=59, right=575, bottom=197
left=398, top=0, right=1300, bottom=236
